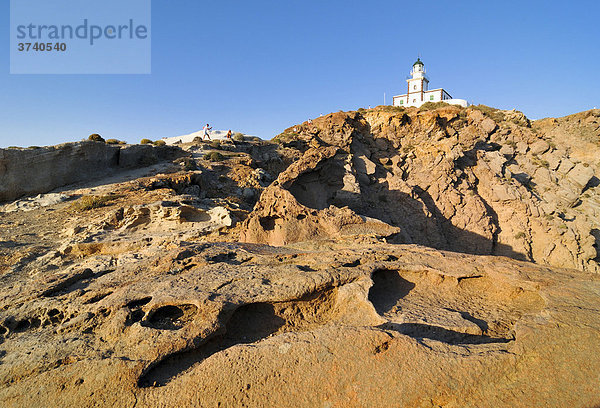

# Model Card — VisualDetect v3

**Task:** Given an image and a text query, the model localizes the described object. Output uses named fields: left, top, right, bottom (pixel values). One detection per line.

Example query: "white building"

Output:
left=393, top=58, right=468, bottom=108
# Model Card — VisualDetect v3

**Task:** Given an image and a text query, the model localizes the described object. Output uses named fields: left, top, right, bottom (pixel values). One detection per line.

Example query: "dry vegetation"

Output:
left=68, top=195, right=121, bottom=212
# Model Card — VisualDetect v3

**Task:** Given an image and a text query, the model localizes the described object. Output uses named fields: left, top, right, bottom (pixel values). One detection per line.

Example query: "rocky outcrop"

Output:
left=242, top=106, right=600, bottom=273
left=1, top=237, right=599, bottom=407
left=0, top=124, right=599, bottom=407
left=240, top=145, right=400, bottom=244
left=63, top=198, right=235, bottom=244
left=0, top=142, right=186, bottom=202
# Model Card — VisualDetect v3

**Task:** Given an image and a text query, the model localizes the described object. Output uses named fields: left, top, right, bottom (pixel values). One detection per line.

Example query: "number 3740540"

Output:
left=17, top=43, right=67, bottom=52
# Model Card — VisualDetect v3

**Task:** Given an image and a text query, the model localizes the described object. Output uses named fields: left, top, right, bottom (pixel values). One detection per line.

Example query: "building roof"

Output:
left=413, top=57, right=424, bottom=67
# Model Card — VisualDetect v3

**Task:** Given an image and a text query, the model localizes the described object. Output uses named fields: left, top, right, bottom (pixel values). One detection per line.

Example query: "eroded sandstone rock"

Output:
left=0, top=106, right=599, bottom=407
left=0, top=142, right=186, bottom=203
left=0, top=238, right=599, bottom=407
left=244, top=106, right=599, bottom=273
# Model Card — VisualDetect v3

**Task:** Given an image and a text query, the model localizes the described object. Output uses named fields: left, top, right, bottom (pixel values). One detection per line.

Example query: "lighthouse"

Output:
left=393, top=58, right=468, bottom=108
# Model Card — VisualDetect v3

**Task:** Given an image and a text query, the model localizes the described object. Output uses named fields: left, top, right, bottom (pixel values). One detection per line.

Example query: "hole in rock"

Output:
left=47, top=309, right=60, bottom=317
left=14, top=320, right=29, bottom=332
left=179, top=207, right=212, bottom=223
left=175, top=249, right=195, bottom=260
left=126, top=309, right=145, bottom=326
left=287, top=161, right=347, bottom=210
left=259, top=216, right=277, bottom=231
left=14, top=318, right=40, bottom=332
left=146, top=304, right=198, bottom=330
left=368, top=269, right=415, bottom=315
left=42, top=268, right=95, bottom=297
left=126, top=297, right=152, bottom=309
left=47, top=309, right=64, bottom=324
left=342, top=259, right=361, bottom=267
left=84, top=291, right=113, bottom=304
left=206, top=252, right=237, bottom=264
left=138, top=287, right=338, bottom=388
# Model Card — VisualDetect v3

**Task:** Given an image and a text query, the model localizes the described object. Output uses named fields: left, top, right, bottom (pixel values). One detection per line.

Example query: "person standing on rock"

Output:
left=203, top=124, right=212, bottom=140
left=224, top=129, right=235, bottom=145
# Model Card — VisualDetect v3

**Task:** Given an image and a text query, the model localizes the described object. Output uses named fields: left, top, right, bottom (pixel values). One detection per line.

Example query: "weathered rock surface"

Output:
left=1, top=232, right=599, bottom=407
left=244, top=106, right=600, bottom=273
left=0, top=142, right=186, bottom=202
left=0, top=109, right=599, bottom=407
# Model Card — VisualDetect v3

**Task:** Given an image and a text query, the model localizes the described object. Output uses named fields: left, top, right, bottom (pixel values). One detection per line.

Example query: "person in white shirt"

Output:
left=203, top=124, right=212, bottom=140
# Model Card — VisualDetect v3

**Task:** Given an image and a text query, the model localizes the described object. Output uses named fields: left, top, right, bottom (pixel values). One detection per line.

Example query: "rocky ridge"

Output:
left=0, top=105, right=599, bottom=407
left=243, top=105, right=600, bottom=273
left=0, top=142, right=185, bottom=202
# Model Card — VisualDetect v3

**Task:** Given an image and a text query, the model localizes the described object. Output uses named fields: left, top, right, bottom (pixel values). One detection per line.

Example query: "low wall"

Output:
left=445, top=99, right=468, bottom=108
left=0, top=142, right=185, bottom=202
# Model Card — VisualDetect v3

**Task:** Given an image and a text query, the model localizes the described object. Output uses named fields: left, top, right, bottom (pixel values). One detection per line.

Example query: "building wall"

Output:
left=408, top=78, right=428, bottom=93
left=394, top=89, right=443, bottom=107
left=392, top=92, right=468, bottom=108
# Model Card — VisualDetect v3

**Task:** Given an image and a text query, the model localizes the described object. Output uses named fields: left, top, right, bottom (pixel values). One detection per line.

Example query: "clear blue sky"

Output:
left=1, top=0, right=599, bottom=147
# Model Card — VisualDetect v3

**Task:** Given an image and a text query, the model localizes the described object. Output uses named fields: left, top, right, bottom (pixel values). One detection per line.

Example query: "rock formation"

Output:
left=243, top=106, right=600, bottom=273
left=0, top=106, right=599, bottom=407
left=0, top=142, right=185, bottom=202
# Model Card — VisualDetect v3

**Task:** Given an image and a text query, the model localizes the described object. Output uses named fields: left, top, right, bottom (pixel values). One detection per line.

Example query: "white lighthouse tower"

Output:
left=408, top=58, right=429, bottom=94
left=393, top=58, right=467, bottom=108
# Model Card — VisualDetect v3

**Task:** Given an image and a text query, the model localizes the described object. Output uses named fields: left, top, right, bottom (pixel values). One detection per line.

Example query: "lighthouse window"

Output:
left=430, top=95, right=434, bottom=101
left=413, top=85, right=417, bottom=90
left=399, top=100, right=403, bottom=104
